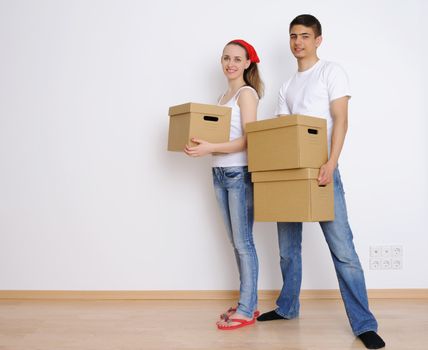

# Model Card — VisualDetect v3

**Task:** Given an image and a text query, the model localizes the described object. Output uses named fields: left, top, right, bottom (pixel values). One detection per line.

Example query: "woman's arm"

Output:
left=184, top=89, right=258, bottom=157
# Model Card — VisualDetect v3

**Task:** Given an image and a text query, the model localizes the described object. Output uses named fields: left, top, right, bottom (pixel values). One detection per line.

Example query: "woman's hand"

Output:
left=184, top=138, right=215, bottom=157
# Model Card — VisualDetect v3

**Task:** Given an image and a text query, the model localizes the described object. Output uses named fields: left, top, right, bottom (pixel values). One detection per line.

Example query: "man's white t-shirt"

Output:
left=275, top=59, right=351, bottom=153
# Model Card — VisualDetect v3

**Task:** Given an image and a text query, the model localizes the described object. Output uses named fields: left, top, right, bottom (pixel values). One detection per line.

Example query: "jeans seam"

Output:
left=243, top=172, right=258, bottom=310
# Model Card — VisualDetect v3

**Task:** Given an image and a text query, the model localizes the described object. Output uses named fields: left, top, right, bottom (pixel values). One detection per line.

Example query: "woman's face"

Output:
left=221, top=44, right=250, bottom=80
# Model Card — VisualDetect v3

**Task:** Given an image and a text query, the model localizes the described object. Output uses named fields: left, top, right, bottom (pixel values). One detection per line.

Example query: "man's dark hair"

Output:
left=289, top=14, right=322, bottom=37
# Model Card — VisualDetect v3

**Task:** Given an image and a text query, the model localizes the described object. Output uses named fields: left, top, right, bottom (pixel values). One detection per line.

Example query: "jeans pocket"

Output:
left=224, top=167, right=244, bottom=180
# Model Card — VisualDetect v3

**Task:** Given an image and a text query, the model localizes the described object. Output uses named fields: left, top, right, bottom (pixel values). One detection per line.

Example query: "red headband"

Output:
left=230, top=39, right=260, bottom=63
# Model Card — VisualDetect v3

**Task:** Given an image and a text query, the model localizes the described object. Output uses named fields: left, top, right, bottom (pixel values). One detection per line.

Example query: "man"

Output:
left=257, top=14, right=385, bottom=349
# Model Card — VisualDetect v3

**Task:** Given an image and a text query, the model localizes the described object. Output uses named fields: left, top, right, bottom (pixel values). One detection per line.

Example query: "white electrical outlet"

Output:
left=369, top=258, right=381, bottom=270
left=381, top=258, right=392, bottom=269
left=392, top=258, right=403, bottom=269
left=369, top=244, right=404, bottom=271
left=381, top=246, right=391, bottom=257
left=370, top=246, right=382, bottom=258
left=391, top=245, right=403, bottom=257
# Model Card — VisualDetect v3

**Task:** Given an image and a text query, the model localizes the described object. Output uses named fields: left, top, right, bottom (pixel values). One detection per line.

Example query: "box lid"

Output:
left=169, top=102, right=231, bottom=117
left=246, top=115, right=326, bottom=133
left=252, top=168, right=320, bottom=182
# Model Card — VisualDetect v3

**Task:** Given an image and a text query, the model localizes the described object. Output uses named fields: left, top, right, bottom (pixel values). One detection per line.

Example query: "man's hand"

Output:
left=318, top=160, right=336, bottom=186
left=184, top=138, right=214, bottom=157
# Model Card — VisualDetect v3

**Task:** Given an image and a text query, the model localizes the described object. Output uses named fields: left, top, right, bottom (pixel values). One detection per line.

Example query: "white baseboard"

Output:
left=0, top=289, right=427, bottom=300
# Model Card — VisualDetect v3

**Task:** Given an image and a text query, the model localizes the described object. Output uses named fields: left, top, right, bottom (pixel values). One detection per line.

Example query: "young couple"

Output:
left=184, top=14, right=385, bottom=350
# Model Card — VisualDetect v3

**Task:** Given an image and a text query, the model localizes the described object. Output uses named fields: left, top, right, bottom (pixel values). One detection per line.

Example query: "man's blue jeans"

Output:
left=212, top=166, right=258, bottom=318
left=276, top=168, right=378, bottom=336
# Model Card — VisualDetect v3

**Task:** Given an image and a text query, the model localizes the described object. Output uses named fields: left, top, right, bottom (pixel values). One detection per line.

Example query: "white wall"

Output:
left=0, top=0, right=427, bottom=291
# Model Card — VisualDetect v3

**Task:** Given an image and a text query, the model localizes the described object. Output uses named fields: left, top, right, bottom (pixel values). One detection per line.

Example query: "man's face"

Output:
left=289, top=24, right=322, bottom=59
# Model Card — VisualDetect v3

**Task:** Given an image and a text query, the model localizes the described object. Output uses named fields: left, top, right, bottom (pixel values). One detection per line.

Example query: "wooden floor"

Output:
left=0, top=298, right=427, bottom=349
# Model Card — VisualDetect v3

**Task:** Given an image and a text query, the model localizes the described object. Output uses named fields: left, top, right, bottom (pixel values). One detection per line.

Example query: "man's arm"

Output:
left=318, top=96, right=349, bottom=185
left=275, top=83, right=291, bottom=116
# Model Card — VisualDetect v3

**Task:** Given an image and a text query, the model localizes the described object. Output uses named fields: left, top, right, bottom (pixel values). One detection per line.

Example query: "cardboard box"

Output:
left=252, top=168, right=334, bottom=222
left=167, top=102, right=231, bottom=151
left=246, top=115, right=328, bottom=171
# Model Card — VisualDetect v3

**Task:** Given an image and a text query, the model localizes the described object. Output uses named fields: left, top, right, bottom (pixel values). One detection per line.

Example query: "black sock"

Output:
left=358, top=331, right=385, bottom=349
left=256, top=310, right=287, bottom=321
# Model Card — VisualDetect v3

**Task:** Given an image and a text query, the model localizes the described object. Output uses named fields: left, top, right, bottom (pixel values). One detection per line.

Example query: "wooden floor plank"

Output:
left=0, top=299, right=427, bottom=349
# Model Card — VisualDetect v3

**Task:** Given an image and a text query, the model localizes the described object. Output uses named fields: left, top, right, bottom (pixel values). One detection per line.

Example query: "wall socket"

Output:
left=369, top=245, right=403, bottom=270
left=369, top=258, right=381, bottom=270
left=370, top=246, right=382, bottom=258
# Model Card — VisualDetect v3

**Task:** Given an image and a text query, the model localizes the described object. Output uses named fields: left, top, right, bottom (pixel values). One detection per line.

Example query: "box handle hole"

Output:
left=308, top=128, right=318, bottom=135
left=203, top=116, right=219, bottom=122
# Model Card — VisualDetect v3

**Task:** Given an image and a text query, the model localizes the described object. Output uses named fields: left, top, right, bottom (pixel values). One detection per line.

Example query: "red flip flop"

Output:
left=220, top=308, right=260, bottom=320
left=217, top=317, right=256, bottom=330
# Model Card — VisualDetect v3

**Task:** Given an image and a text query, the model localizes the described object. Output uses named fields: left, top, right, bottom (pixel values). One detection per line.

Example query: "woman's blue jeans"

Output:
left=212, top=166, right=258, bottom=318
left=275, top=168, right=378, bottom=336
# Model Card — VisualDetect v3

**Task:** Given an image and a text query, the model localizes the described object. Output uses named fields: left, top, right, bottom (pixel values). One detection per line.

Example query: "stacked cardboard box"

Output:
left=246, top=115, right=334, bottom=222
left=167, top=102, right=231, bottom=151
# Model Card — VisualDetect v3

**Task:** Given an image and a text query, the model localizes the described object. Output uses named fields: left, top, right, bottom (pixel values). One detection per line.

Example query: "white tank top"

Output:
left=212, top=86, right=258, bottom=167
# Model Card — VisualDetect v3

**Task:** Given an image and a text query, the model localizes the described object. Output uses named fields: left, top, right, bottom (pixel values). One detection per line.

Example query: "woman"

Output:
left=185, top=39, right=263, bottom=330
